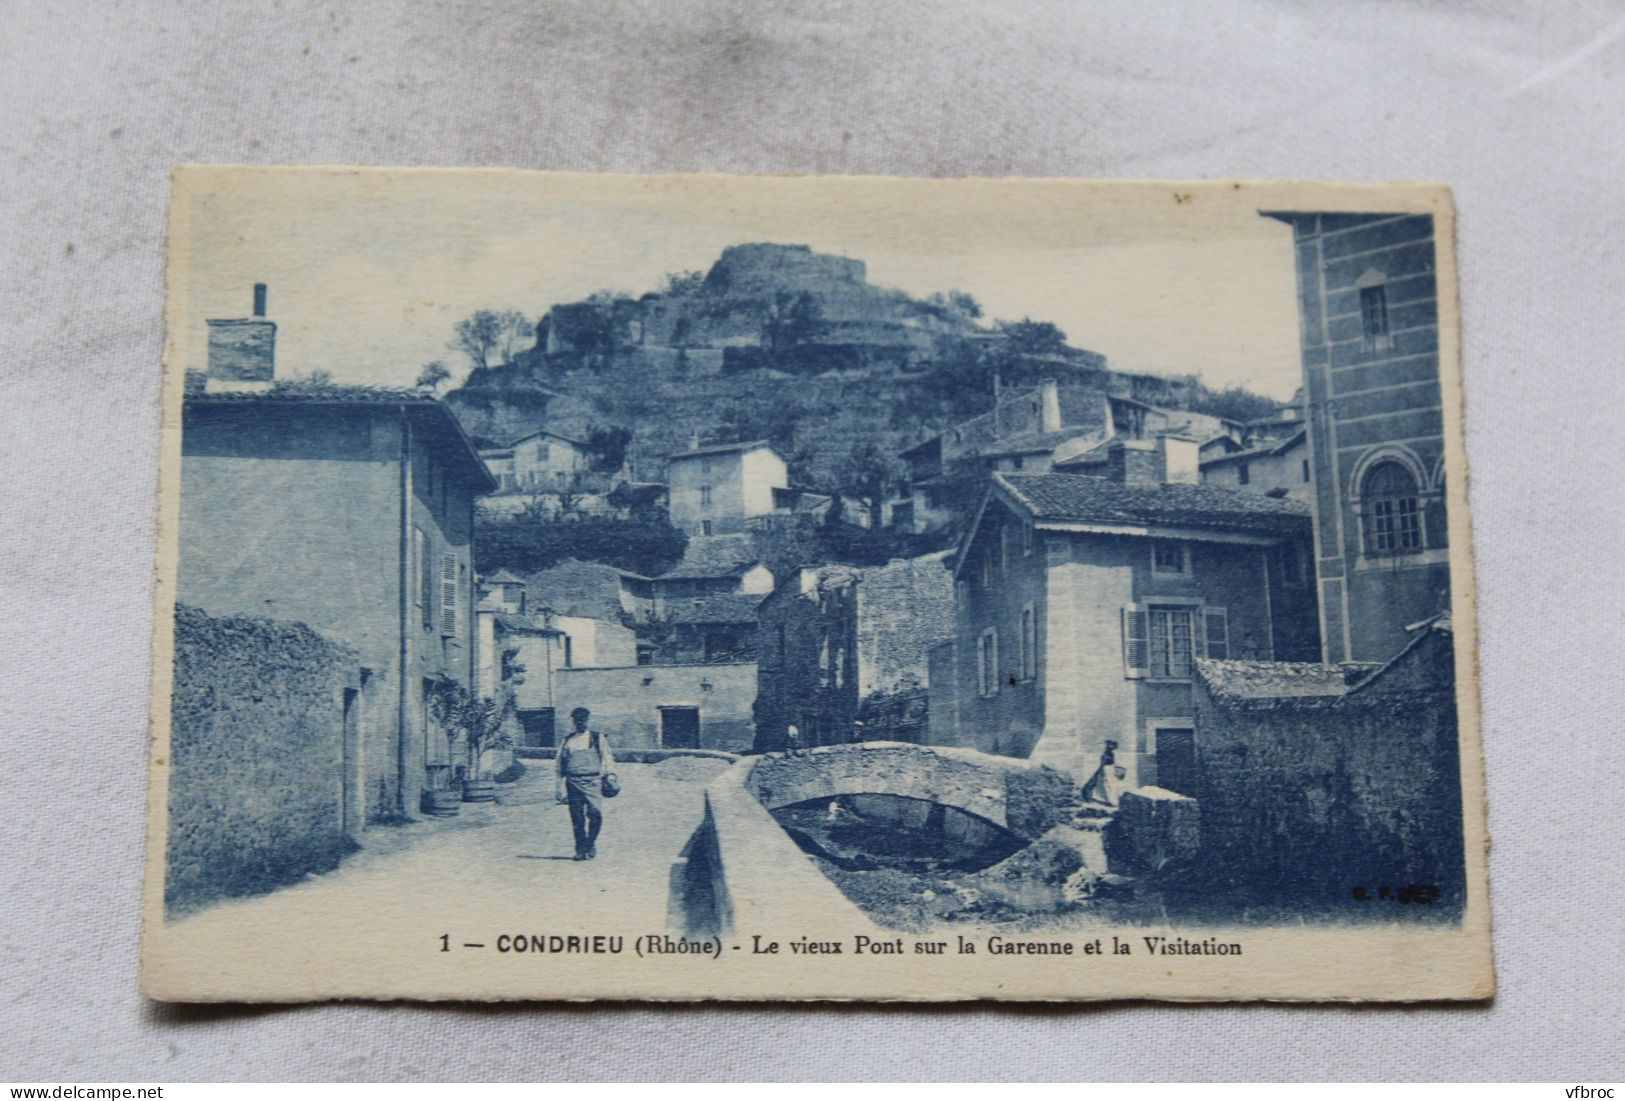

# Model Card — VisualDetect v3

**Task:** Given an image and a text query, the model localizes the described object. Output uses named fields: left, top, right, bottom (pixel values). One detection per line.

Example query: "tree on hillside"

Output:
left=416, top=360, right=451, bottom=392
left=663, top=270, right=706, bottom=297
left=926, top=290, right=984, bottom=322
left=451, top=309, right=531, bottom=370
left=1185, top=382, right=1284, bottom=425
left=948, top=290, right=983, bottom=320
left=605, top=481, right=669, bottom=524
left=995, top=317, right=1069, bottom=357
left=835, top=441, right=908, bottom=529
left=582, top=425, right=633, bottom=474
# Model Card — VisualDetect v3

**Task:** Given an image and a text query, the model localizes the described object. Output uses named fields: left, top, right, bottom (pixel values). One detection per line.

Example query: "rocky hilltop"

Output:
left=444, top=242, right=1269, bottom=496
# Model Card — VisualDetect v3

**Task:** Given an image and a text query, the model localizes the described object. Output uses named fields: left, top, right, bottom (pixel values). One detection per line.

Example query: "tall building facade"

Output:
left=1264, top=212, right=1452, bottom=663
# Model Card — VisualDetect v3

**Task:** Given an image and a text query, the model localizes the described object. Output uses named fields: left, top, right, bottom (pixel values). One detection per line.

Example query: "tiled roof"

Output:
left=669, top=439, right=773, bottom=460
left=509, top=428, right=585, bottom=448
left=1050, top=435, right=1113, bottom=467
left=184, top=382, right=496, bottom=493
left=1194, top=659, right=1369, bottom=701
left=772, top=487, right=834, bottom=513
left=996, top=472, right=1311, bottom=537
left=185, top=381, right=441, bottom=405
left=661, top=592, right=764, bottom=625
left=484, top=568, right=526, bottom=585
left=523, top=558, right=640, bottom=621
left=657, top=534, right=762, bottom=579
left=977, top=429, right=1092, bottom=458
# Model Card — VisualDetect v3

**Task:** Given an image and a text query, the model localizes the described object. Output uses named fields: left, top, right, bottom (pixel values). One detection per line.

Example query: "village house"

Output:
left=1262, top=211, right=1451, bottom=662
left=644, top=534, right=774, bottom=616
left=177, top=286, right=496, bottom=826
left=548, top=658, right=758, bottom=753
left=892, top=379, right=1239, bottom=534
left=475, top=538, right=770, bottom=754
left=475, top=572, right=637, bottom=748
left=754, top=551, right=955, bottom=751
left=1237, top=389, right=1308, bottom=444
left=521, top=533, right=774, bottom=751
left=1106, top=212, right=1463, bottom=885
left=666, top=439, right=788, bottom=536
left=758, top=486, right=873, bottom=530
left=636, top=533, right=774, bottom=664
left=477, top=428, right=590, bottom=493
left=523, top=558, right=651, bottom=623
left=1198, top=429, right=1311, bottom=501
left=932, top=439, right=1319, bottom=788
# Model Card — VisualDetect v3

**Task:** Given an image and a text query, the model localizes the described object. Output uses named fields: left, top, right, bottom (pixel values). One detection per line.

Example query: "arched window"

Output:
left=1363, top=461, right=1421, bottom=555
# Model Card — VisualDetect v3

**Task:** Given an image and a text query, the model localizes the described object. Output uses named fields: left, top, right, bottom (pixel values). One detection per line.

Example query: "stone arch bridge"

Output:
left=744, top=742, right=1075, bottom=842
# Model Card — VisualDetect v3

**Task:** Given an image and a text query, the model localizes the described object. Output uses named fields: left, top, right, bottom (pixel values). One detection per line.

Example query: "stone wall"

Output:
left=166, top=605, right=360, bottom=914
left=551, top=661, right=757, bottom=752
left=855, top=552, right=955, bottom=697
left=1191, top=627, right=1465, bottom=911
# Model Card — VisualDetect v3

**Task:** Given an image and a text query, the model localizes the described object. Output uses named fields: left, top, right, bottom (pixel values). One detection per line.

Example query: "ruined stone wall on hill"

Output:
left=856, top=553, right=956, bottom=696
left=704, top=243, right=866, bottom=295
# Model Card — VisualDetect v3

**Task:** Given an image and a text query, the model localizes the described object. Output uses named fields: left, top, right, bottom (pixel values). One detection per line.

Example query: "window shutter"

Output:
left=416, top=529, right=432, bottom=627
left=1121, top=606, right=1148, bottom=678
left=1204, top=607, right=1229, bottom=660
left=439, top=553, right=458, bottom=636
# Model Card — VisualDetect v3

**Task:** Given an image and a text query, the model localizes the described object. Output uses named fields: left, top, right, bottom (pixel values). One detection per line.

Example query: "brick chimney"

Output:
left=205, top=283, right=276, bottom=391
left=1099, top=434, right=1200, bottom=486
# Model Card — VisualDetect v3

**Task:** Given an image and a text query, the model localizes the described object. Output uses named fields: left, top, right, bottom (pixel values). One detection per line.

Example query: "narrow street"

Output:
left=166, top=759, right=724, bottom=939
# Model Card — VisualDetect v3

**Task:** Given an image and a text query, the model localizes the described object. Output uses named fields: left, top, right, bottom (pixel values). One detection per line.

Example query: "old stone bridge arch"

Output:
left=744, top=742, right=1075, bottom=843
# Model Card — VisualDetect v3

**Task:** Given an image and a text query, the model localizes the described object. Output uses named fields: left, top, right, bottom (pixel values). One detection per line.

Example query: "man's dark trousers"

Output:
left=566, top=783, right=602, bottom=855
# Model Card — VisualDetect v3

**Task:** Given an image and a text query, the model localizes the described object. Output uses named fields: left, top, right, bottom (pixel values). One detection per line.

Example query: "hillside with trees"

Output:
left=438, top=243, right=1282, bottom=560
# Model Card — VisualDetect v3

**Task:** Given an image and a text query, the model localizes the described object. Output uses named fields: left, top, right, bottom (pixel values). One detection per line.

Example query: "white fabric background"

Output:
left=2, top=0, right=1622, bottom=1082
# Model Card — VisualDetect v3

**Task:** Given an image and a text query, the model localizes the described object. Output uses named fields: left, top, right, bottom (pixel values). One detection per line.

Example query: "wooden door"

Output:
left=660, top=706, right=700, bottom=748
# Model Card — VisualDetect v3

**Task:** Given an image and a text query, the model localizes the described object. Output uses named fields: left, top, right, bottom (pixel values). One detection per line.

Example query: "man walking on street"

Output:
left=556, top=706, right=614, bottom=860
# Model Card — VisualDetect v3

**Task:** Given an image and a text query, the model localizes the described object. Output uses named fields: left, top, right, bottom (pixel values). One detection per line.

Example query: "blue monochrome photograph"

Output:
left=141, top=169, right=1492, bottom=1003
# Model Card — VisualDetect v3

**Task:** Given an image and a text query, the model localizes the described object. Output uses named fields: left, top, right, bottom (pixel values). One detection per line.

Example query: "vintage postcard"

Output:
left=142, top=167, right=1491, bottom=1003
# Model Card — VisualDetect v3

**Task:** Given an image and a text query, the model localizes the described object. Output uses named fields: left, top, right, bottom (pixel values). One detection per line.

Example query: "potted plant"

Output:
left=427, top=678, right=516, bottom=803
left=421, top=763, right=461, bottom=817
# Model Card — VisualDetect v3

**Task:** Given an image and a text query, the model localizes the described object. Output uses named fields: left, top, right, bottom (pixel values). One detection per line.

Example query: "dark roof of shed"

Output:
left=507, top=427, right=585, bottom=448
left=899, top=434, right=944, bottom=459
left=184, top=383, right=497, bottom=493
left=493, top=612, right=559, bottom=635
left=656, top=534, right=763, bottom=579
left=994, top=472, right=1311, bottom=537
left=668, top=439, right=775, bottom=460
left=661, top=592, right=765, bottom=625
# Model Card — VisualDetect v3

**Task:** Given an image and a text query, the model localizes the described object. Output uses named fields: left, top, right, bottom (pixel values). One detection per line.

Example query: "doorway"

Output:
left=660, top=706, right=701, bottom=749
left=1154, top=728, right=1198, bottom=796
left=518, top=707, right=556, bottom=748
